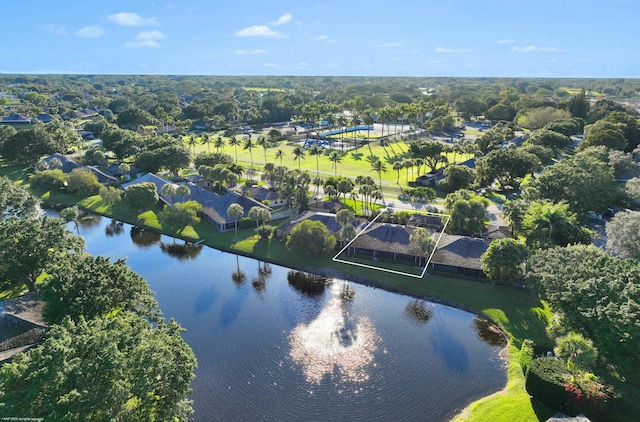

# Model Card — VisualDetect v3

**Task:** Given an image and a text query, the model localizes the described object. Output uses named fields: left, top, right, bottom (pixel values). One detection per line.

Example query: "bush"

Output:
left=519, top=339, right=535, bottom=375
left=66, top=168, right=102, bottom=196
left=238, top=217, right=254, bottom=229
left=29, top=169, right=66, bottom=191
left=257, top=224, right=274, bottom=239
left=526, top=357, right=571, bottom=412
left=563, top=373, right=618, bottom=419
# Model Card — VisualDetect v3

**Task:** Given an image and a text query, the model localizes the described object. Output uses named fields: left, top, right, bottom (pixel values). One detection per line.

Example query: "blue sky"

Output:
left=2, top=0, right=638, bottom=77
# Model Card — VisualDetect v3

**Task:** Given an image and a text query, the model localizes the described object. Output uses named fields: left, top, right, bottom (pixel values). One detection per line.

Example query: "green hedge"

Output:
left=519, top=339, right=535, bottom=376
left=525, top=357, right=571, bottom=412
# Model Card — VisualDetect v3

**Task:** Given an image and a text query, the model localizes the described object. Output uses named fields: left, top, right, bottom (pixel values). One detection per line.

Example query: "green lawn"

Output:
left=2, top=159, right=549, bottom=421
left=188, top=135, right=471, bottom=195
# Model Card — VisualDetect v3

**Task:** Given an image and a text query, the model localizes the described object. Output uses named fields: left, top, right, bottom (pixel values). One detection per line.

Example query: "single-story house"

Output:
left=308, top=199, right=342, bottom=213
left=35, top=113, right=54, bottom=123
left=481, top=224, right=512, bottom=244
left=278, top=211, right=365, bottom=242
left=41, top=153, right=117, bottom=184
left=43, top=153, right=82, bottom=173
left=407, top=213, right=444, bottom=230
left=416, top=168, right=445, bottom=187
left=430, top=233, right=488, bottom=278
left=0, top=113, right=31, bottom=127
left=348, top=223, right=429, bottom=266
left=122, top=173, right=272, bottom=232
left=242, top=185, right=286, bottom=207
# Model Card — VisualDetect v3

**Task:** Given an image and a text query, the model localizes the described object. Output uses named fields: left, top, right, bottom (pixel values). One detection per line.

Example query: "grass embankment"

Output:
left=78, top=194, right=555, bottom=422
left=2, top=163, right=552, bottom=421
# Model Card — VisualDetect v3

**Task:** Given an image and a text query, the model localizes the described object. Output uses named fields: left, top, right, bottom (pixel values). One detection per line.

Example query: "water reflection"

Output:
left=404, top=299, right=434, bottom=325
left=473, top=318, right=507, bottom=347
left=289, top=282, right=379, bottom=385
left=76, top=210, right=101, bottom=230
left=130, top=227, right=161, bottom=248
left=159, top=241, right=203, bottom=261
left=251, top=261, right=272, bottom=293
left=105, top=219, right=124, bottom=237
left=287, top=271, right=329, bottom=297
left=231, top=255, right=246, bottom=287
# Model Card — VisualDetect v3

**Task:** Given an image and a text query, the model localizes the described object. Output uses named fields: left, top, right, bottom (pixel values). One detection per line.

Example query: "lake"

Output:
left=74, top=215, right=507, bottom=421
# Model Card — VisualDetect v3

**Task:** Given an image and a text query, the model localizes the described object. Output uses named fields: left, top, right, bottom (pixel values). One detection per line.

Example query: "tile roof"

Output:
left=430, top=234, right=488, bottom=270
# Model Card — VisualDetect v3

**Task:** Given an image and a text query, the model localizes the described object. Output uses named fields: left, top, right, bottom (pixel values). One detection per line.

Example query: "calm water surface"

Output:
left=76, top=216, right=507, bottom=421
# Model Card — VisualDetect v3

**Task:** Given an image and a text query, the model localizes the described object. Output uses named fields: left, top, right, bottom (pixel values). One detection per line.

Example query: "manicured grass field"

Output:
left=186, top=135, right=472, bottom=194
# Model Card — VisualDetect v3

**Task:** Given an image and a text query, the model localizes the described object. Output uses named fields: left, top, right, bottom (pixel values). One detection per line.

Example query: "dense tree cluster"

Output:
left=0, top=181, right=196, bottom=420
left=526, top=244, right=640, bottom=373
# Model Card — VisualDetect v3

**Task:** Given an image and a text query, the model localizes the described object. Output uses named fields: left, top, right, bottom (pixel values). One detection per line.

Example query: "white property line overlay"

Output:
left=332, top=208, right=451, bottom=278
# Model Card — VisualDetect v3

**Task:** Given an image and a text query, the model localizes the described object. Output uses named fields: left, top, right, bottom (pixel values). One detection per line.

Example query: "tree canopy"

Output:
left=0, top=176, right=40, bottom=220
left=286, top=220, right=336, bottom=255
left=39, top=255, right=159, bottom=325
left=526, top=244, right=640, bottom=372
left=0, top=216, right=84, bottom=292
left=526, top=150, right=619, bottom=216
left=124, top=182, right=159, bottom=211
left=481, top=238, right=529, bottom=285
left=0, top=313, right=196, bottom=421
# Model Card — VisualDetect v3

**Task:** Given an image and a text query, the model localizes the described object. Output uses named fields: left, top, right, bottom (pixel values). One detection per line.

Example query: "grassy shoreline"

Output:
left=77, top=195, right=554, bottom=422
left=1, top=164, right=553, bottom=421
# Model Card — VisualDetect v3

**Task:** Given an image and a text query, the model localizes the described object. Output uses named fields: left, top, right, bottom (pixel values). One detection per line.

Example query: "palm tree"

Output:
left=308, top=144, right=322, bottom=177
left=328, top=151, right=342, bottom=176
left=503, top=199, right=528, bottom=237
left=402, top=159, right=414, bottom=182
left=201, top=134, right=212, bottom=153
left=175, top=184, right=191, bottom=203
left=117, top=163, right=131, bottom=181
left=350, top=116, right=361, bottom=149
left=337, top=115, right=348, bottom=147
left=312, top=176, right=324, bottom=199
left=188, top=136, right=198, bottom=155
left=370, top=159, right=388, bottom=191
left=274, top=149, right=285, bottom=167
left=256, top=136, right=269, bottom=164
left=292, top=146, right=306, bottom=171
left=393, top=161, right=403, bottom=184
left=229, top=136, right=241, bottom=162
left=49, top=157, right=63, bottom=170
left=363, top=110, right=374, bottom=155
left=214, top=136, right=226, bottom=153
left=227, top=203, right=244, bottom=241
left=161, top=183, right=178, bottom=198
left=243, top=137, right=254, bottom=166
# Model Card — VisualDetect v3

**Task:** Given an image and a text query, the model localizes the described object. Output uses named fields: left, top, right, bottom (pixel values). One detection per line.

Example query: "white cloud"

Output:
left=263, top=62, right=286, bottom=70
left=76, top=26, right=105, bottom=39
left=434, top=47, right=469, bottom=53
left=379, top=42, right=403, bottom=48
left=512, top=45, right=559, bottom=52
left=235, top=49, right=268, bottom=55
left=108, top=12, right=159, bottom=27
left=313, top=35, right=337, bottom=42
left=271, top=13, right=293, bottom=26
left=495, top=39, right=515, bottom=44
left=125, top=31, right=166, bottom=48
left=235, top=25, right=284, bottom=38
left=40, top=24, right=66, bottom=35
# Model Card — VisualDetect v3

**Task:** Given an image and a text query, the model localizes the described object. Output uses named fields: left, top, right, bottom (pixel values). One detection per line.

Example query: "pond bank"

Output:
left=63, top=195, right=551, bottom=422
